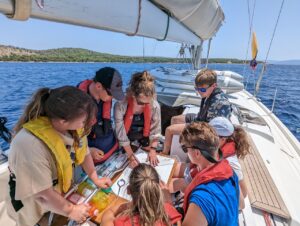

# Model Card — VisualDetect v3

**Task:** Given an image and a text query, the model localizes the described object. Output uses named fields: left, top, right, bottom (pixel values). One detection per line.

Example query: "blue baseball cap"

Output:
left=209, top=117, right=234, bottom=137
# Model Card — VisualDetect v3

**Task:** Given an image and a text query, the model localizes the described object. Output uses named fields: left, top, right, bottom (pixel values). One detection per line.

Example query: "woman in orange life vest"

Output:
left=101, top=163, right=181, bottom=226
left=77, top=67, right=124, bottom=164
left=7, top=86, right=112, bottom=226
left=114, top=71, right=161, bottom=167
left=164, top=122, right=239, bottom=226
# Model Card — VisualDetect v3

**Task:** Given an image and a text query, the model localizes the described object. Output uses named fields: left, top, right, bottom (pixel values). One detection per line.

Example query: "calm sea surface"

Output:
left=0, top=62, right=299, bottom=149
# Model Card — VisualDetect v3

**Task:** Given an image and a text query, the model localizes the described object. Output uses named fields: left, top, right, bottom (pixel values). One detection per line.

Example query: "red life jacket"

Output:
left=183, top=160, right=233, bottom=213
left=221, top=141, right=236, bottom=158
left=114, top=203, right=182, bottom=226
left=78, top=79, right=118, bottom=164
left=124, top=96, right=151, bottom=138
left=78, top=79, right=112, bottom=120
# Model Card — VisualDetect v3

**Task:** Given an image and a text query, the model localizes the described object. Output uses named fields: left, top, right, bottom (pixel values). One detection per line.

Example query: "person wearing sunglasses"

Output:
left=114, top=71, right=161, bottom=168
left=77, top=67, right=125, bottom=164
left=166, top=122, right=239, bottom=226
left=162, top=69, right=232, bottom=155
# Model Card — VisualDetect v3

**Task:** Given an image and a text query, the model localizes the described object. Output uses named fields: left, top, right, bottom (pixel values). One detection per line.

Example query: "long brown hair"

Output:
left=231, top=126, right=251, bottom=159
left=14, top=86, right=97, bottom=139
left=127, top=163, right=170, bottom=226
left=127, top=71, right=155, bottom=98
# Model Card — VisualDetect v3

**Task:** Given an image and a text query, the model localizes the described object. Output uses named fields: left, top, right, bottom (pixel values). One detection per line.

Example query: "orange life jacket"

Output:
left=124, top=96, right=151, bottom=138
left=78, top=79, right=112, bottom=120
left=183, top=160, right=233, bottom=213
left=114, top=203, right=181, bottom=226
left=78, top=79, right=118, bottom=164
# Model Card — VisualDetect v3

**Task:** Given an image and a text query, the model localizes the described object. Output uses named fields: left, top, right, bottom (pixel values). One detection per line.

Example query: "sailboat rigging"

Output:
left=0, top=1, right=299, bottom=226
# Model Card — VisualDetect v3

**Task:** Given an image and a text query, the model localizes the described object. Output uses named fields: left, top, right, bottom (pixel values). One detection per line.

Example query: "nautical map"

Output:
left=111, top=148, right=175, bottom=200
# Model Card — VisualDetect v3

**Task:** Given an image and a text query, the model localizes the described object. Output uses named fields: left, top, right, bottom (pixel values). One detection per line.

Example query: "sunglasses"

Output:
left=181, top=144, right=222, bottom=163
left=194, top=84, right=212, bottom=93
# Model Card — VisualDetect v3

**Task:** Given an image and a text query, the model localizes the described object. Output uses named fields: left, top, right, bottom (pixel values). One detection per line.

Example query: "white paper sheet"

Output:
left=111, top=149, right=175, bottom=200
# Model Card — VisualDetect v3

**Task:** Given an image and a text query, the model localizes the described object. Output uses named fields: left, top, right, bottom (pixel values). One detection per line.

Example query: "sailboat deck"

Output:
left=240, top=135, right=290, bottom=220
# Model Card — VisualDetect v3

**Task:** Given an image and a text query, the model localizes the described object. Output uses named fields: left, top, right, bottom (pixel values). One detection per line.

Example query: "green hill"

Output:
left=0, top=45, right=244, bottom=63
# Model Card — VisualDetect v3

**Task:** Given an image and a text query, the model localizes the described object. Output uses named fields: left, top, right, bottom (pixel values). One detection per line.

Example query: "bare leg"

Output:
left=169, top=178, right=188, bottom=193
left=172, top=162, right=187, bottom=178
left=171, top=115, right=186, bottom=125
left=239, top=179, right=248, bottom=198
left=162, top=123, right=186, bottom=155
left=239, top=184, right=245, bottom=210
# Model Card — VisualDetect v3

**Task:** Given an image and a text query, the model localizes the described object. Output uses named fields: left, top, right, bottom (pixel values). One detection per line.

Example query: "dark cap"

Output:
left=94, top=67, right=124, bottom=100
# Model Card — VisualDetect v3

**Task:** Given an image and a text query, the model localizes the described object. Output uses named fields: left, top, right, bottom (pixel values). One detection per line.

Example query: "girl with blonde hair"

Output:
left=102, top=163, right=181, bottom=226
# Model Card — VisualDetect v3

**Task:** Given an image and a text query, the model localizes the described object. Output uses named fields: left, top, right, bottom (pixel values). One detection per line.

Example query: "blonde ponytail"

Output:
left=128, top=164, right=170, bottom=226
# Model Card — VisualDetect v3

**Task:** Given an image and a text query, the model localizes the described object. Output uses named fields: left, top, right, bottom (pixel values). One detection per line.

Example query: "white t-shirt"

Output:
left=226, top=154, right=243, bottom=181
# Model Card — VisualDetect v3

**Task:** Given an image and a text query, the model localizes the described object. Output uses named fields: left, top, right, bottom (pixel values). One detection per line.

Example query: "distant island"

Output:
left=0, top=45, right=245, bottom=64
left=268, top=60, right=300, bottom=66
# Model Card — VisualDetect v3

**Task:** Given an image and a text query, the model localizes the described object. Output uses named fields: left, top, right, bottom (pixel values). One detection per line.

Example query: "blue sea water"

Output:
left=0, top=62, right=299, bottom=150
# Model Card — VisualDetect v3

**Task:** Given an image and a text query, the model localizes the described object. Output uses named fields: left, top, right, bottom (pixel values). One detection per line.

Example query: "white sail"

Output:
left=0, top=0, right=213, bottom=45
left=152, top=0, right=224, bottom=40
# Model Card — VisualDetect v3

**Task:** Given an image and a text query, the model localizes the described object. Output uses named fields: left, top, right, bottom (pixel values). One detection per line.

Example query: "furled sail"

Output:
left=0, top=0, right=224, bottom=44
left=152, top=0, right=225, bottom=40
left=250, top=31, right=258, bottom=69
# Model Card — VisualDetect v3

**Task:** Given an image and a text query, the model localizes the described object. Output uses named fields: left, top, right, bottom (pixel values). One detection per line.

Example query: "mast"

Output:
left=191, top=41, right=203, bottom=70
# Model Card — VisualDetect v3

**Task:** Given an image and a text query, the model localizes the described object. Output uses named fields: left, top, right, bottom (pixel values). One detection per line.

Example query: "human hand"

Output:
left=94, top=177, right=112, bottom=189
left=90, top=147, right=104, bottom=161
left=147, top=149, right=159, bottom=167
left=68, top=203, right=90, bottom=223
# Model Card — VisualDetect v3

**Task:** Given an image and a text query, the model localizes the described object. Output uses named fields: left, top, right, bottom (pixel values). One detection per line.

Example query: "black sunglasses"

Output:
left=181, top=144, right=223, bottom=164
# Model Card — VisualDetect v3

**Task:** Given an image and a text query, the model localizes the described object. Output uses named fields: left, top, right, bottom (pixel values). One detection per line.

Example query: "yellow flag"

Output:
left=251, top=32, right=258, bottom=59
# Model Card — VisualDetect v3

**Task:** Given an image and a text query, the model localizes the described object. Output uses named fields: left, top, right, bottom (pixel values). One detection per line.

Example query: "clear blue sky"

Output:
left=1, top=0, right=299, bottom=61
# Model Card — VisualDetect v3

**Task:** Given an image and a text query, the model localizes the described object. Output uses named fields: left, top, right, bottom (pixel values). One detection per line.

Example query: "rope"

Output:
left=157, top=13, right=170, bottom=41
left=205, top=38, right=212, bottom=68
left=255, top=0, right=285, bottom=96
left=243, top=0, right=257, bottom=88
left=35, top=0, right=44, bottom=9
left=127, top=0, right=142, bottom=36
